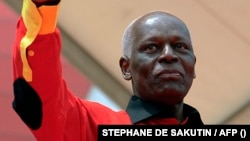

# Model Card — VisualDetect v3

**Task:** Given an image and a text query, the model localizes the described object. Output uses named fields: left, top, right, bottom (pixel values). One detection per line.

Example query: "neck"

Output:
left=172, top=102, right=184, bottom=124
left=156, top=101, right=185, bottom=123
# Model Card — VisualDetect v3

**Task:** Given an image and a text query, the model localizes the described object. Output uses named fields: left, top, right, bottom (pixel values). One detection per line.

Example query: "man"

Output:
left=12, top=0, right=204, bottom=140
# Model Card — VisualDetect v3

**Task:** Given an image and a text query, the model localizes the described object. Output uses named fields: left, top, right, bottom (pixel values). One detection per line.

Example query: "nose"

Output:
left=159, top=45, right=178, bottom=63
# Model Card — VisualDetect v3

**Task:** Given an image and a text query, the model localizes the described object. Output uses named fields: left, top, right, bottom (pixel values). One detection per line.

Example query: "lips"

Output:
left=156, top=70, right=183, bottom=79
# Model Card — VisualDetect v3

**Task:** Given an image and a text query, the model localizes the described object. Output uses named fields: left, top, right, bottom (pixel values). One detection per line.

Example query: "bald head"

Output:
left=122, top=11, right=191, bottom=58
left=119, top=11, right=196, bottom=105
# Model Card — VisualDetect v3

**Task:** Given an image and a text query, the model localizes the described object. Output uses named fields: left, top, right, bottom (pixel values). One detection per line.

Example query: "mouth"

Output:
left=156, top=70, right=183, bottom=80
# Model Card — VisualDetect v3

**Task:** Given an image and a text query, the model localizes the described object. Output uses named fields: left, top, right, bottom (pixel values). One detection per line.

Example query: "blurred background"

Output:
left=1, top=0, right=249, bottom=140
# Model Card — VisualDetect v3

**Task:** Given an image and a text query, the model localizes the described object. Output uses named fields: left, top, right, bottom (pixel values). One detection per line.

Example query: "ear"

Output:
left=193, top=56, right=196, bottom=79
left=119, top=56, right=132, bottom=80
left=193, top=71, right=196, bottom=79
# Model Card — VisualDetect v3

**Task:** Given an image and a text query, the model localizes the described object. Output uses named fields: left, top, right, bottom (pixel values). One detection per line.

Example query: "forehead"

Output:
left=133, top=12, right=191, bottom=40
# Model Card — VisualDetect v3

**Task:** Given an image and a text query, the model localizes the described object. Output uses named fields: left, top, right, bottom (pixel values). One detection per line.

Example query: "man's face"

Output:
left=129, top=14, right=196, bottom=105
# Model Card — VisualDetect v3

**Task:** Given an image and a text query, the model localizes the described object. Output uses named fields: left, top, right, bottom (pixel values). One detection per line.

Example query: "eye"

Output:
left=173, top=43, right=187, bottom=50
left=144, top=44, right=159, bottom=54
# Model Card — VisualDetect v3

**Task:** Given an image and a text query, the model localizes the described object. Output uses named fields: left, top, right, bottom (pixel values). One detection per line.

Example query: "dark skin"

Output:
left=33, top=0, right=196, bottom=123
left=120, top=12, right=196, bottom=122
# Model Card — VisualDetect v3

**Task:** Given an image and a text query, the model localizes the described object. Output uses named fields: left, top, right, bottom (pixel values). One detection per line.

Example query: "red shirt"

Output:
left=12, top=1, right=203, bottom=141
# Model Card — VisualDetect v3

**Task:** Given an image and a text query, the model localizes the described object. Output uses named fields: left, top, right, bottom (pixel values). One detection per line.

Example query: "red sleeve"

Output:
left=12, top=0, right=84, bottom=140
left=12, top=1, right=131, bottom=141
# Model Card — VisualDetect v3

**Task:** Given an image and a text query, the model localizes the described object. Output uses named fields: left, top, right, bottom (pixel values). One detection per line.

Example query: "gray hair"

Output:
left=121, top=16, right=141, bottom=58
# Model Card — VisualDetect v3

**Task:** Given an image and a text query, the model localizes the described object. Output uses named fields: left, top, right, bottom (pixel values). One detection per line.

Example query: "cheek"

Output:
left=183, top=57, right=196, bottom=76
left=131, top=64, right=147, bottom=81
left=131, top=60, right=154, bottom=87
left=183, top=65, right=196, bottom=87
left=187, top=64, right=195, bottom=77
left=131, top=56, right=150, bottom=72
